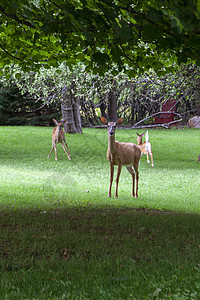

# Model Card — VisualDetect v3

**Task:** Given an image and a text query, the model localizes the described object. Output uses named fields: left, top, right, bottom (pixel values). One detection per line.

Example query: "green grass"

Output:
left=0, top=126, right=200, bottom=299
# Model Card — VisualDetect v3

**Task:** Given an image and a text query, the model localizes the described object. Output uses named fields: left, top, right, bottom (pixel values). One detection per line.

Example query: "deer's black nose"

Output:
left=109, top=126, right=115, bottom=135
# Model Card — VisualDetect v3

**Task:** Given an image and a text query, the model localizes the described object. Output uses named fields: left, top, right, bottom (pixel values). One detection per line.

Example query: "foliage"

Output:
left=1, top=63, right=81, bottom=102
left=129, top=64, right=200, bottom=123
left=0, top=126, right=200, bottom=298
left=1, top=63, right=199, bottom=126
left=1, top=1, right=200, bottom=75
left=0, top=83, right=61, bottom=126
left=0, top=87, right=21, bottom=124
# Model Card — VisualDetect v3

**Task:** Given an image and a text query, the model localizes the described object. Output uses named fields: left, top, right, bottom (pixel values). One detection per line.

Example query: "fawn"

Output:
left=101, top=117, right=141, bottom=198
left=136, top=131, right=154, bottom=167
left=47, top=119, right=71, bottom=161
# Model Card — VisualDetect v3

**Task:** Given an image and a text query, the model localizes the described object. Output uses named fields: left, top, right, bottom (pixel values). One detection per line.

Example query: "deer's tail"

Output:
left=145, top=131, right=149, bottom=143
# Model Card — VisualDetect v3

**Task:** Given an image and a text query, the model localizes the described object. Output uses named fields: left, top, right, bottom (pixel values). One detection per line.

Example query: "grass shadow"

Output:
left=1, top=206, right=200, bottom=298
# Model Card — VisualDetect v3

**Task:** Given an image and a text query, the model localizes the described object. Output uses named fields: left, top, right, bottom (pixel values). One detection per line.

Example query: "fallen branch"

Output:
left=168, top=119, right=183, bottom=126
left=132, top=111, right=182, bottom=128
left=131, top=124, right=169, bottom=129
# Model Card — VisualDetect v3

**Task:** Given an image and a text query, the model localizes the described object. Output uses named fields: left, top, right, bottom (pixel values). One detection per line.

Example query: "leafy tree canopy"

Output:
left=0, top=0, right=200, bottom=76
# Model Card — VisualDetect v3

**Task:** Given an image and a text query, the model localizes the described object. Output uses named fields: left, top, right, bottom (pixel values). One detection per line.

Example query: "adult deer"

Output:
left=47, top=119, right=71, bottom=161
left=101, top=117, right=141, bottom=198
left=136, top=131, right=154, bottom=167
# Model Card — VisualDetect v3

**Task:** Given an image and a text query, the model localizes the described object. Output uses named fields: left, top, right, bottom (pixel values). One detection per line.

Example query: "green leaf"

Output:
left=118, top=26, right=134, bottom=42
left=33, top=32, right=39, bottom=45
left=92, top=51, right=110, bottom=65
left=14, top=73, right=22, bottom=78
left=197, top=0, right=200, bottom=13
left=142, top=24, right=162, bottom=41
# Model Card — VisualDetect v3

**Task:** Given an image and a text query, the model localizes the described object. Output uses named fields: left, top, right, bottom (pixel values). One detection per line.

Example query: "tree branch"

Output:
left=0, top=5, right=35, bottom=28
left=0, top=44, right=21, bottom=60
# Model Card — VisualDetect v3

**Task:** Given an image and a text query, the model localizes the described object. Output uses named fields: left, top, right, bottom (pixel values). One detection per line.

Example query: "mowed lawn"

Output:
left=0, top=126, right=199, bottom=211
left=0, top=126, right=200, bottom=299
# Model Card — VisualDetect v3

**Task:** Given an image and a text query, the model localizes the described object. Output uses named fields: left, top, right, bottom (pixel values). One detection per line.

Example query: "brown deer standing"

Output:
left=101, top=117, right=141, bottom=198
left=47, top=119, right=71, bottom=161
left=136, top=131, right=154, bottom=167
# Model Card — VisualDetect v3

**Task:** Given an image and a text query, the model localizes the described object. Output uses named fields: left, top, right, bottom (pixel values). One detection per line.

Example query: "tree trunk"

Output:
left=108, top=79, right=118, bottom=121
left=73, top=95, right=82, bottom=133
left=99, top=97, right=106, bottom=118
left=61, top=84, right=82, bottom=134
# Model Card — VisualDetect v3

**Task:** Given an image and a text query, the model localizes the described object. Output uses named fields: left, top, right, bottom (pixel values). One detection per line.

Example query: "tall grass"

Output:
left=0, top=126, right=200, bottom=299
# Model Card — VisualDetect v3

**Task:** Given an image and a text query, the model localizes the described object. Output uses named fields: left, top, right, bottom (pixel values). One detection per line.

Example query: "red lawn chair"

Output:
left=154, top=99, right=176, bottom=124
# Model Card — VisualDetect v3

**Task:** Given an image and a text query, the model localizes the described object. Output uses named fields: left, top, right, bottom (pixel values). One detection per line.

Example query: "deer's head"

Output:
left=53, top=119, right=66, bottom=130
left=101, top=117, right=124, bottom=136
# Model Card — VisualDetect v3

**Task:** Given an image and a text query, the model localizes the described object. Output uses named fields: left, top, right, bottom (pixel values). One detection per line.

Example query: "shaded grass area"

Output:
left=0, top=126, right=200, bottom=299
left=1, top=208, right=200, bottom=299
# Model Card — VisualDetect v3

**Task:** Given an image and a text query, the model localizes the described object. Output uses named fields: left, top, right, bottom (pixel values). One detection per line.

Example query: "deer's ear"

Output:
left=101, top=117, right=108, bottom=125
left=53, top=119, right=58, bottom=125
left=116, top=118, right=124, bottom=125
left=141, top=132, right=145, bottom=136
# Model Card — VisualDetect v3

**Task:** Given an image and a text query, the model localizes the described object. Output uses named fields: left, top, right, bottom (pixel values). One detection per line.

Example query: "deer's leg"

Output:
left=126, top=166, right=135, bottom=197
left=64, top=138, right=71, bottom=158
left=146, top=151, right=150, bottom=164
left=135, top=170, right=139, bottom=198
left=47, top=142, right=54, bottom=158
left=133, top=162, right=140, bottom=198
left=61, top=141, right=71, bottom=160
left=115, top=165, right=122, bottom=198
left=146, top=143, right=154, bottom=167
left=54, top=143, right=57, bottom=161
left=109, top=163, right=114, bottom=197
left=150, top=152, right=154, bottom=167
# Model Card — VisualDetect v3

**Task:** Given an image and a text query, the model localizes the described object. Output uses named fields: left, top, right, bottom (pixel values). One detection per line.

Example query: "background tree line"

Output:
left=0, top=63, right=199, bottom=130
